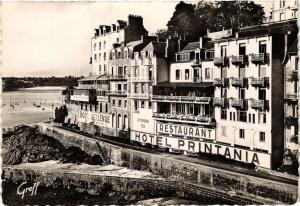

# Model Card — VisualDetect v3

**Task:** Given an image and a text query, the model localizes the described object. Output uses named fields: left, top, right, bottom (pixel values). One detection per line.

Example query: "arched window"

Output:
left=124, top=115, right=128, bottom=129
left=100, top=103, right=102, bottom=112
left=112, top=113, right=115, bottom=128
left=118, top=114, right=122, bottom=129
left=105, top=103, right=108, bottom=113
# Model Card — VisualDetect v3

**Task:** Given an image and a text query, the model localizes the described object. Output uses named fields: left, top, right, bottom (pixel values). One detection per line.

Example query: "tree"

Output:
left=165, top=1, right=266, bottom=38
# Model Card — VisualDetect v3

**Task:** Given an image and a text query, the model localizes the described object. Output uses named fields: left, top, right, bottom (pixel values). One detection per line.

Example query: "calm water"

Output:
left=2, top=87, right=65, bottom=128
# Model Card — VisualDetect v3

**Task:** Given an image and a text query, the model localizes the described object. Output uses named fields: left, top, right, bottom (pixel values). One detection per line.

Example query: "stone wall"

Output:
left=36, top=123, right=298, bottom=204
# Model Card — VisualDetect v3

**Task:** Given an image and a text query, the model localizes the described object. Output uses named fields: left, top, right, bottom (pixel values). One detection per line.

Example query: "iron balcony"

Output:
left=213, top=97, right=227, bottom=107
left=251, top=53, right=269, bottom=64
left=214, top=56, right=229, bottom=67
left=231, top=55, right=248, bottom=65
left=250, top=77, right=269, bottom=87
left=231, top=77, right=246, bottom=87
left=152, top=113, right=215, bottom=126
left=214, top=78, right=229, bottom=87
left=250, top=99, right=269, bottom=110
left=231, top=99, right=246, bottom=108
left=151, top=95, right=211, bottom=104
left=107, top=90, right=128, bottom=96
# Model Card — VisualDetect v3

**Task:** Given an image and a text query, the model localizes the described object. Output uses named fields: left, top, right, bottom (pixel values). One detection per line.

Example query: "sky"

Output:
left=2, top=1, right=273, bottom=77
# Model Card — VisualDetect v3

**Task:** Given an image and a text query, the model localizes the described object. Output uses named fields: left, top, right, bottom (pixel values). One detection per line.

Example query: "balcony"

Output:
left=250, top=99, right=268, bottom=110
left=250, top=77, right=269, bottom=87
left=153, top=113, right=215, bottom=126
left=107, top=90, right=127, bottom=96
left=287, top=70, right=298, bottom=82
left=214, top=78, right=229, bottom=87
left=130, top=76, right=154, bottom=82
left=285, top=116, right=298, bottom=127
left=70, top=95, right=96, bottom=102
left=151, top=95, right=211, bottom=104
left=231, top=99, right=246, bottom=108
left=213, top=97, right=227, bottom=107
left=231, top=55, right=248, bottom=65
left=129, top=93, right=149, bottom=99
left=97, top=96, right=109, bottom=102
left=214, top=57, right=229, bottom=67
left=285, top=93, right=298, bottom=104
left=231, top=78, right=246, bottom=87
left=191, top=59, right=202, bottom=67
left=251, top=53, right=269, bottom=64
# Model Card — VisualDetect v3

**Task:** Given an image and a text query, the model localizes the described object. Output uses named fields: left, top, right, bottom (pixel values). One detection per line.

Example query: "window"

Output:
left=280, top=13, right=284, bottom=21
left=118, top=100, right=122, bottom=107
left=280, top=0, right=285, bottom=8
left=221, top=126, right=227, bottom=137
left=134, top=101, right=138, bottom=110
left=94, top=54, right=97, bottom=62
left=124, top=100, right=127, bottom=108
left=221, top=88, right=227, bottom=98
left=205, top=68, right=211, bottom=80
left=221, top=45, right=227, bottom=57
left=221, top=109, right=227, bottom=120
left=239, top=88, right=245, bottom=99
left=238, top=110, right=247, bottom=122
left=259, top=112, right=267, bottom=124
left=253, top=114, right=255, bottom=123
left=233, top=112, right=236, bottom=121
left=112, top=99, right=115, bottom=107
left=100, top=103, right=102, bottom=112
left=248, top=114, right=251, bottom=123
left=141, top=101, right=145, bottom=108
left=149, top=101, right=152, bottom=109
left=259, top=41, right=267, bottom=54
left=99, top=42, right=101, bottom=50
left=104, top=64, right=107, bottom=73
left=177, top=53, right=190, bottom=61
left=99, top=65, right=101, bottom=74
left=116, top=38, right=119, bottom=43
left=104, top=52, right=106, bottom=61
left=124, top=84, right=127, bottom=91
left=103, top=41, right=106, bottom=49
left=176, top=70, right=180, bottom=80
left=118, top=84, right=122, bottom=91
left=94, top=43, right=96, bottom=51
left=230, top=112, right=232, bottom=120
left=124, top=51, right=128, bottom=59
left=185, top=69, right=190, bottom=80
left=99, top=53, right=101, bottom=61
left=239, top=129, right=245, bottom=139
left=259, top=132, right=265, bottom=142
left=105, top=104, right=108, bottom=113
left=259, top=89, right=266, bottom=100
left=135, top=84, right=139, bottom=93
left=141, top=84, right=145, bottom=93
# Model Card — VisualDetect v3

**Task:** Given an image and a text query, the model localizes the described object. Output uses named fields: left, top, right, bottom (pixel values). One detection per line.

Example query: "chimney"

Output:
left=199, top=37, right=203, bottom=48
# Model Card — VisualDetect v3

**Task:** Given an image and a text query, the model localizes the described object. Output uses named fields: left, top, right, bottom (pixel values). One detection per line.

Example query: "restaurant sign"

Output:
left=157, top=123, right=215, bottom=140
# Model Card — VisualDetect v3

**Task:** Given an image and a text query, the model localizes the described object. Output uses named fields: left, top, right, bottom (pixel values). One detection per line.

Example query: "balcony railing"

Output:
left=152, top=95, right=211, bottom=104
left=231, top=99, right=246, bottom=108
left=130, top=76, right=154, bottom=82
left=213, top=97, right=227, bottom=107
left=129, top=93, right=149, bottom=99
left=231, top=78, right=246, bottom=87
left=107, top=90, right=127, bottom=96
left=250, top=77, right=269, bottom=87
left=214, top=57, right=229, bottom=67
left=231, top=55, right=248, bottom=65
left=76, top=84, right=109, bottom=90
left=287, top=70, right=298, bottom=82
left=191, top=59, right=202, bottom=67
left=97, top=96, right=109, bottom=102
left=285, top=93, right=299, bottom=100
left=251, top=53, right=269, bottom=64
left=250, top=99, right=268, bottom=110
left=214, top=78, right=229, bottom=87
left=153, top=113, right=215, bottom=126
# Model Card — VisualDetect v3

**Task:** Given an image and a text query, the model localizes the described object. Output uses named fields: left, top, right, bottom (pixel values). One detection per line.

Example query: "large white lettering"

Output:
left=157, top=123, right=216, bottom=140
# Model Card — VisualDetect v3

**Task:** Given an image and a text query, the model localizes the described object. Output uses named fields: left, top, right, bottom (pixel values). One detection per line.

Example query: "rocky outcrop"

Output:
left=2, top=125, right=102, bottom=165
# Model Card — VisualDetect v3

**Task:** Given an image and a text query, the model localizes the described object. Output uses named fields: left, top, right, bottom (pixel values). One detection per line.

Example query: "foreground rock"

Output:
left=2, top=125, right=103, bottom=165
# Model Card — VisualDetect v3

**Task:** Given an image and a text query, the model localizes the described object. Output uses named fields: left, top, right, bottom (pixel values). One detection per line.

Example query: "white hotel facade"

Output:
left=67, top=2, right=298, bottom=170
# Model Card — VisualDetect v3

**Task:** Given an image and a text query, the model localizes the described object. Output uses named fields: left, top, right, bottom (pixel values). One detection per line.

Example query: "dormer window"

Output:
left=134, top=52, right=139, bottom=60
left=176, top=53, right=190, bottom=62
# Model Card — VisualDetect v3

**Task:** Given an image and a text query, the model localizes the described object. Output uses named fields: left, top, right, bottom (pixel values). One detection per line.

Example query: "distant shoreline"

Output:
left=4, top=86, right=66, bottom=93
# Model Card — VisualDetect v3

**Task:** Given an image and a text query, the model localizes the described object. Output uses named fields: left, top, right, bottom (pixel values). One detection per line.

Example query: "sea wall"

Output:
left=36, top=123, right=298, bottom=204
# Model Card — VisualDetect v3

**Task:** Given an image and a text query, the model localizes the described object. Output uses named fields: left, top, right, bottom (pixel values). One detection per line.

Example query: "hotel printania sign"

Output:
left=78, top=111, right=111, bottom=127
left=131, top=130, right=271, bottom=168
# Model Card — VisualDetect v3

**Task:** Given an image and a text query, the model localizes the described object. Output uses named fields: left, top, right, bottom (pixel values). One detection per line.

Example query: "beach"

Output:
left=2, top=86, right=65, bottom=128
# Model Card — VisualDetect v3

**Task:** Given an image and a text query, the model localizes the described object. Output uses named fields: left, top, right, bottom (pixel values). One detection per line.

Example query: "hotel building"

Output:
left=66, top=12, right=298, bottom=169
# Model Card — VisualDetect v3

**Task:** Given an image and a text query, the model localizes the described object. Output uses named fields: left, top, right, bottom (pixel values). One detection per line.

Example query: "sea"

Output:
left=2, top=86, right=65, bottom=128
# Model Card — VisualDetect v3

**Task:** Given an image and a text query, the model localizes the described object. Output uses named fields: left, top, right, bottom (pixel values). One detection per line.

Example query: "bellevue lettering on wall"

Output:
left=157, top=123, right=216, bottom=140
left=78, top=110, right=111, bottom=127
